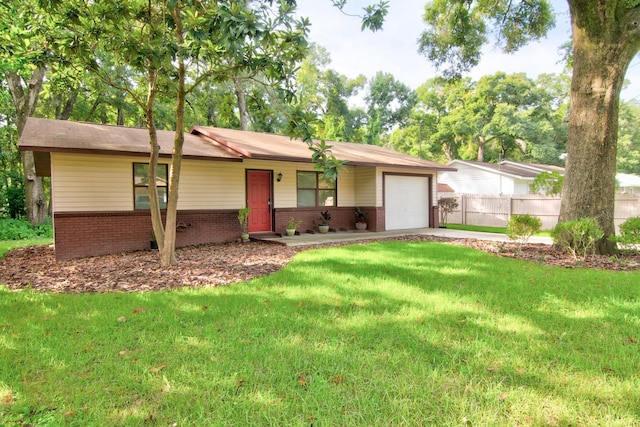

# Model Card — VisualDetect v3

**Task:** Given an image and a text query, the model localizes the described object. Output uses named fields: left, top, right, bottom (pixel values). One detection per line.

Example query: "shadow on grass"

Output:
left=1, top=240, right=639, bottom=425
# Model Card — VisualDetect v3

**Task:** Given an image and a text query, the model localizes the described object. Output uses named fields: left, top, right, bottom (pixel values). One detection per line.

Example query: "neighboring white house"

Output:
left=439, top=159, right=640, bottom=196
left=617, top=173, right=640, bottom=194
left=438, top=160, right=565, bottom=195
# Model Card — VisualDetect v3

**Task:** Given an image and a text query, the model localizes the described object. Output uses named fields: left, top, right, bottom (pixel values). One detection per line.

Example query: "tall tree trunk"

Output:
left=161, top=64, right=185, bottom=267
left=477, top=135, right=486, bottom=162
left=208, top=105, right=217, bottom=126
left=443, top=145, right=454, bottom=162
left=85, top=96, right=102, bottom=122
left=5, top=67, right=48, bottom=224
left=559, top=1, right=639, bottom=254
left=145, top=67, right=166, bottom=257
left=54, top=89, right=78, bottom=120
left=233, top=77, right=248, bottom=131
left=159, top=3, right=188, bottom=267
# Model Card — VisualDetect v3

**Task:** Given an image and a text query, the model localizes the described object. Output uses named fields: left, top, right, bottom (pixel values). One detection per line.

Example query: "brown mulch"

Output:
left=1, top=235, right=639, bottom=293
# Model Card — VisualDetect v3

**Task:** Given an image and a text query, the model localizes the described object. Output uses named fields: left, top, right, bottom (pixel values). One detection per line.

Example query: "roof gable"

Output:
left=19, top=118, right=242, bottom=161
left=192, top=126, right=455, bottom=170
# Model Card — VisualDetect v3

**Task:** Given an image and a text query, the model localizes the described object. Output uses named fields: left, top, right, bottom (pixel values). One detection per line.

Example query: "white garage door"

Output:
left=385, top=175, right=430, bottom=230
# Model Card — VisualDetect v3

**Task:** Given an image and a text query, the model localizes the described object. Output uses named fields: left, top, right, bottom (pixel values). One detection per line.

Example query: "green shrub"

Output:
left=507, top=214, right=542, bottom=245
left=438, top=197, right=459, bottom=227
left=551, top=218, right=604, bottom=261
left=616, top=216, right=640, bottom=247
left=0, top=218, right=53, bottom=240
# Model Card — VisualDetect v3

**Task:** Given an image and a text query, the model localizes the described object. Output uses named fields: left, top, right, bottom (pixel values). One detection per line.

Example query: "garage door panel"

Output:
left=385, top=175, right=429, bottom=230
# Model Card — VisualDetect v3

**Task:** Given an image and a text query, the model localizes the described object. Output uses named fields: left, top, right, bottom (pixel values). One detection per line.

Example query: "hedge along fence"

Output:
left=438, top=193, right=640, bottom=232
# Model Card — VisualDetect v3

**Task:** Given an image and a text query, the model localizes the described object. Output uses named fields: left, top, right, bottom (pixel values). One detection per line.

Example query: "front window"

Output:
left=297, top=171, right=336, bottom=207
left=133, top=163, right=168, bottom=209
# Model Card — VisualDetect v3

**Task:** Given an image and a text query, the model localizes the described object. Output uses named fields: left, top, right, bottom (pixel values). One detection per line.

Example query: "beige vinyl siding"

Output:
left=51, top=153, right=142, bottom=212
left=354, top=167, right=376, bottom=206
left=52, top=153, right=244, bottom=212
left=177, top=159, right=244, bottom=210
left=337, top=166, right=355, bottom=206
left=52, top=153, right=366, bottom=213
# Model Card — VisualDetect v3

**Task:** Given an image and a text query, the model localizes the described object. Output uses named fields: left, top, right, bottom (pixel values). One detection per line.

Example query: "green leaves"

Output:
left=624, top=0, right=640, bottom=8
left=286, top=104, right=345, bottom=181
left=361, top=1, right=389, bottom=32
left=330, top=0, right=389, bottom=32
left=531, top=171, right=564, bottom=196
left=419, top=0, right=555, bottom=77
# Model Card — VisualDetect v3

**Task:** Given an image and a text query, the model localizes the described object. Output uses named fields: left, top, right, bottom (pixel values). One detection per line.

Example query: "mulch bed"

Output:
left=1, top=235, right=638, bottom=293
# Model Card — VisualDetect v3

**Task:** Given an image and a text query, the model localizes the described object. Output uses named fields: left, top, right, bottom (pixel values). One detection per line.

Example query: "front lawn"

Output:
left=446, top=223, right=551, bottom=236
left=1, top=241, right=639, bottom=426
left=445, top=223, right=510, bottom=234
left=0, top=237, right=53, bottom=258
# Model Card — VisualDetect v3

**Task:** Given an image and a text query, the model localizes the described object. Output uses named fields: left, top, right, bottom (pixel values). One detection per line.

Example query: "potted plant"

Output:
left=354, top=207, right=368, bottom=230
left=238, top=207, right=251, bottom=242
left=318, top=210, right=331, bottom=233
left=285, top=216, right=302, bottom=236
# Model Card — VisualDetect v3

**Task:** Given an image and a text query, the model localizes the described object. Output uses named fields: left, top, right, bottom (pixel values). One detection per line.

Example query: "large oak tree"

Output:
left=416, top=0, right=640, bottom=253
left=0, top=0, right=51, bottom=224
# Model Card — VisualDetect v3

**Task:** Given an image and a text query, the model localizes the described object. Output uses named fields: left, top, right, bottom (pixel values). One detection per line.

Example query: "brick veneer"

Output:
left=53, top=210, right=241, bottom=260
left=273, top=207, right=382, bottom=235
left=54, top=204, right=435, bottom=259
left=431, top=206, right=439, bottom=228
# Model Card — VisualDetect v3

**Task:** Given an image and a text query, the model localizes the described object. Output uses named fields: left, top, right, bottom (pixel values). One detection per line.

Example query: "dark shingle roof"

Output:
left=19, top=118, right=455, bottom=172
left=192, top=126, right=455, bottom=171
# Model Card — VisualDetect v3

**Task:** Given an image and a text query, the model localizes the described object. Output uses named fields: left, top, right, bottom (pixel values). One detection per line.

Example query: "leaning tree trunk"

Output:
left=54, top=89, right=78, bottom=120
left=559, top=1, right=640, bottom=254
left=5, top=67, right=48, bottom=225
left=159, top=4, right=188, bottom=267
left=145, top=66, right=166, bottom=257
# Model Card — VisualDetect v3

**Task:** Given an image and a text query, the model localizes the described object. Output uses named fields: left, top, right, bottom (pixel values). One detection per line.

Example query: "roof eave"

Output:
left=19, top=146, right=243, bottom=162
left=249, top=154, right=456, bottom=171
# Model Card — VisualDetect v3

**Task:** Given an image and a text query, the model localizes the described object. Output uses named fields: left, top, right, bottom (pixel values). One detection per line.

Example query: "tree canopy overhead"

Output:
left=418, top=0, right=555, bottom=78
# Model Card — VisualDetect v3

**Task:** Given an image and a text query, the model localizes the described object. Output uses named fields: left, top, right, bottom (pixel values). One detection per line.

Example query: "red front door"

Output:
left=247, top=171, right=272, bottom=232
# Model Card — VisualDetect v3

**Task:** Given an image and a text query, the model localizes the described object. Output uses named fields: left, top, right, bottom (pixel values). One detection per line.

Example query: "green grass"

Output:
left=446, top=223, right=509, bottom=233
left=0, top=237, right=53, bottom=258
left=1, top=241, right=639, bottom=426
left=446, top=223, right=551, bottom=236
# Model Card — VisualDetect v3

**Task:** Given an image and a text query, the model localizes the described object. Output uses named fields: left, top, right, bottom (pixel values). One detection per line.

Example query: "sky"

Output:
left=294, top=0, right=640, bottom=104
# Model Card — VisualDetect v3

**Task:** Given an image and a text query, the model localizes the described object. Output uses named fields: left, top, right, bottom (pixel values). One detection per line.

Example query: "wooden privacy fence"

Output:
left=439, top=193, right=640, bottom=231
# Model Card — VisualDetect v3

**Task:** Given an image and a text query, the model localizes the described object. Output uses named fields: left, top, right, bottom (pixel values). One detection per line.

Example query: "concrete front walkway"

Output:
left=253, top=227, right=553, bottom=247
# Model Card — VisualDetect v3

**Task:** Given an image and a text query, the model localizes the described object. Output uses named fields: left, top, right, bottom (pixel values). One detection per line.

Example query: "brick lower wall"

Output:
left=274, top=207, right=382, bottom=234
left=431, top=206, right=439, bottom=228
left=53, top=210, right=241, bottom=260
left=54, top=204, right=435, bottom=259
